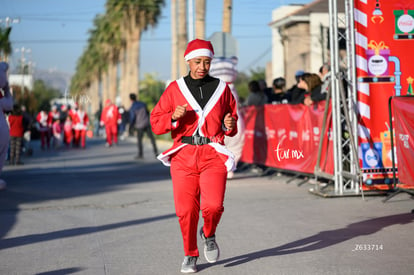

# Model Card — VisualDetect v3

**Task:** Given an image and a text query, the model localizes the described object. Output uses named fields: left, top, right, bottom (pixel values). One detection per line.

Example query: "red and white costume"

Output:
left=151, top=76, right=238, bottom=257
left=49, top=106, right=60, bottom=121
left=100, top=99, right=121, bottom=146
left=63, top=117, right=73, bottom=147
left=72, top=109, right=89, bottom=148
left=36, top=110, right=52, bottom=149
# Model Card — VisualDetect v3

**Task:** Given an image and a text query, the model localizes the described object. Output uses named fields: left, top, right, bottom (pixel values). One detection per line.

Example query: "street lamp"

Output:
left=0, top=17, right=20, bottom=27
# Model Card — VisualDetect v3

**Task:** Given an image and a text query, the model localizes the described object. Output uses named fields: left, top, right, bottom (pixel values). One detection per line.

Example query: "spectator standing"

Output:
left=286, top=70, right=307, bottom=105
left=268, top=77, right=290, bottom=104
left=259, top=79, right=273, bottom=101
left=36, top=109, right=52, bottom=150
left=298, top=73, right=325, bottom=106
left=100, top=99, right=120, bottom=147
left=0, top=62, right=13, bottom=189
left=319, top=63, right=331, bottom=95
left=129, top=93, right=158, bottom=159
left=245, top=80, right=268, bottom=106
left=8, top=104, right=25, bottom=165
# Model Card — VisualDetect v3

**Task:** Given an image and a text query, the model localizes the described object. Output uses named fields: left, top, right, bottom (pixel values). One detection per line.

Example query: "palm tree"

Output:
left=223, top=0, right=232, bottom=33
left=106, top=0, right=165, bottom=103
left=171, top=0, right=178, bottom=80
left=177, top=0, right=188, bottom=77
left=195, top=0, right=206, bottom=39
left=0, top=27, right=12, bottom=62
left=71, top=0, right=165, bottom=116
left=71, top=16, right=108, bottom=115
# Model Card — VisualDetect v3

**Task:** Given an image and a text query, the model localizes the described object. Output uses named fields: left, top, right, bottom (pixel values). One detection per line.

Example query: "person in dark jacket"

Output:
left=286, top=70, right=307, bottom=105
left=129, top=93, right=158, bottom=159
left=268, top=77, right=290, bottom=104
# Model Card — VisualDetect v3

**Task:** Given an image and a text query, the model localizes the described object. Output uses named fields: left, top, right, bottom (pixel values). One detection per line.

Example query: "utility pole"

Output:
left=15, top=47, right=31, bottom=93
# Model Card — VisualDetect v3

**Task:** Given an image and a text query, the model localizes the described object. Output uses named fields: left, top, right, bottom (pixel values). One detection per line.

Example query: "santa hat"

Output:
left=184, top=39, right=214, bottom=61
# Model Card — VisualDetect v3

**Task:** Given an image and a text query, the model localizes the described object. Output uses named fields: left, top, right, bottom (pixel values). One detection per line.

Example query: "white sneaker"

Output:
left=200, top=228, right=220, bottom=263
left=181, top=256, right=197, bottom=273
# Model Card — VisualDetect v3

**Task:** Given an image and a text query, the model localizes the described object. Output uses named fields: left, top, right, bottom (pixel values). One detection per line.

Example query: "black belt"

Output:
left=182, top=136, right=211, bottom=145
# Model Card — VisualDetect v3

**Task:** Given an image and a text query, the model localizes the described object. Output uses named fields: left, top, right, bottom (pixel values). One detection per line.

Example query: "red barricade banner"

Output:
left=240, top=102, right=334, bottom=175
left=393, top=97, right=414, bottom=186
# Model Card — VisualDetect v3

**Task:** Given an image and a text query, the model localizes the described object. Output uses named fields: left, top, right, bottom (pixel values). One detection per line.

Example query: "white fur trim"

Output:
left=157, top=144, right=188, bottom=166
left=185, top=49, right=214, bottom=61
left=208, top=143, right=236, bottom=172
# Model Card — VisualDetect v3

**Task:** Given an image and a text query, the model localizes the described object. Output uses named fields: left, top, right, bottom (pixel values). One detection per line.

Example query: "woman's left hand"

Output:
left=224, top=113, right=235, bottom=131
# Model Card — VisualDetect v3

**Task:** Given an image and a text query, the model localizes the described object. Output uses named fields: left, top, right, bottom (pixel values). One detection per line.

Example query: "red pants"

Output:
left=39, top=130, right=50, bottom=149
left=74, top=129, right=86, bottom=148
left=170, top=145, right=227, bottom=257
left=105, top=124, right=118, bottom=145
left=64, top=131, right=73, bottom=146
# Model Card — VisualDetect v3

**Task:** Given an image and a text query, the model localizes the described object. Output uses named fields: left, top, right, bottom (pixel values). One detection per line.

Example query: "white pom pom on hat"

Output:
left=184, top=39, right=215, bottom=61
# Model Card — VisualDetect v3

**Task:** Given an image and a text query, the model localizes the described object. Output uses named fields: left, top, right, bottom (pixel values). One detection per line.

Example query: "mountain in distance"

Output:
left=34, top=68, right=72, bottom=95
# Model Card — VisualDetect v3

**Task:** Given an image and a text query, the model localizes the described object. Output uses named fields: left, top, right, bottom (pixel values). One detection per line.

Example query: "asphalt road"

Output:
left=1, top=137, right=413, bottom=275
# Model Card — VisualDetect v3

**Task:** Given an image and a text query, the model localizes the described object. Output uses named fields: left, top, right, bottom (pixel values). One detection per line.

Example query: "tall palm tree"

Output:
left=223, top=0, right=232, bottom=33
left=177, top=0, right=188, bottom=77
left=107, top=0, right=165, bottom=103
left=195, top=0, right=206, bottom=39
left=171, top=0, right=178, bottom=80
left=72, top=0, right=165, bottom=115
left=0, top=27, right=12, bottom=62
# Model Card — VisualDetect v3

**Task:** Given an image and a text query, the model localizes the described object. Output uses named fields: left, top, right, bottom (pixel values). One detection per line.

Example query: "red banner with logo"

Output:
left=354, top=0, right=414, bottom=185
left=240, top=103, right=334, bottom=175
left=393, top=97, right=414, bottom=186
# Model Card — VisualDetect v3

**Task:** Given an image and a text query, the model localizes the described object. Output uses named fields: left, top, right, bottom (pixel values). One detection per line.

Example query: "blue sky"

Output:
left=1, top=0, right=310, bottom=80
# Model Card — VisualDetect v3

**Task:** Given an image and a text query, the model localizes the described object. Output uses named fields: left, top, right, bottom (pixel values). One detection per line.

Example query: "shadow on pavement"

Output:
left=0, top=213, right=176, bottom=249
left=198, top=213, right=414, bottom=271
left=36, top=267, right=85, bottom=275
left=0, top=138, right=171, bottom=239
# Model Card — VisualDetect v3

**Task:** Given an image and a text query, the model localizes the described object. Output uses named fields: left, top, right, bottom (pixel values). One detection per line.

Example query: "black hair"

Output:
left=129, top=93, right=137, bottom=101
left=273, top=77, right=286, bottom=89
left=248, top=80, right=261, bottom=93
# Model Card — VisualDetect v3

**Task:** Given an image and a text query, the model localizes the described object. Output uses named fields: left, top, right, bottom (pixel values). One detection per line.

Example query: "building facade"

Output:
left=269, top=0, right=345, bottom=87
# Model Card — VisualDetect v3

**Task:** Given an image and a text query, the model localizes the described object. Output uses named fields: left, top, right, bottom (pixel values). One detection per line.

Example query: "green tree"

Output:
left=249, top=67, right=266, bottom=81
left=234, top=71, right=249, bottom=102
left=138, top=73, right=165, bottom=110
left=71, top=0, right=165, bottom=117
left=32, top=80, right=61, bottom=112
left=234, top=67, right=266, bottom=104
left=106, top=0, right=165, bottom=100
left=0, top=26, right=12, bottom=61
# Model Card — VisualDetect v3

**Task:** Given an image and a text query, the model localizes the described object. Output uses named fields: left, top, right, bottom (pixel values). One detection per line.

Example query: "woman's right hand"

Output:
left=172, top=104, right=188, bottom=120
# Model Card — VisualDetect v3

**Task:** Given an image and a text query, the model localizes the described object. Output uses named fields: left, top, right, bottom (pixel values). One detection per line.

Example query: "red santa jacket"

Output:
left=36, top=111, right=52, bottom=131
left=72, top=110, right=89, bottom=130
left=150, top=77, right=238, bottom=171
left=100, top=102, right=120, bottom=126
left=8, top=115, right=24, bottom=137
